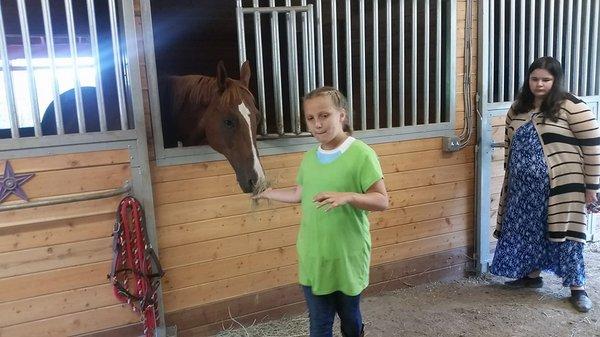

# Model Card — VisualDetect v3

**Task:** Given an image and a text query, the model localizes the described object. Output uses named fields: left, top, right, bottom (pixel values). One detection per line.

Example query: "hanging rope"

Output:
left=109, top=196, right=164, bottom=337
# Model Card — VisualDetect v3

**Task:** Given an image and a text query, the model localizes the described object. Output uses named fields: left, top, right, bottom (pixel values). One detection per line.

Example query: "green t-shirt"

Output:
left=296, top=139, right=384, bottom=296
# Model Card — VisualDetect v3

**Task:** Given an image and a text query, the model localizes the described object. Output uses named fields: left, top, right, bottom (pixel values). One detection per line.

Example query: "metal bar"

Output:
left=0, top=182, right=131, bottom=212
left=529, top=0, right=535, bottom=65
left=539, top=0, right=545, bottom=58
left=489, top=0, right=494, bottom=102
left=308, top=5, right=316, bottom=90
left=241, top=5, right=311, bottom=14
left=572, top=0, right=582, bottom=95
left=269, top=0, right=284, bottom=135
left=41, top=0, right=64, bottom=135
left=359, top=0, right=366, bottom=130
left=581, top=0, right=591, bottom=94
left=285, top=1, right=296, bottom=134
left=476, top=0, right=491, bottom=274
left=65, top=0, right=86, bottom=133
left=316, top=0, right=324, bottom=87
left=423, top=0, right=429, bottom=124
left=301, top=1, right=310, bottom=95
left=386, top=0, right=392, bottom=127
left=508, top=0, right=515, bottom=101
left=17, top=0, right=42, bottom=136
left=498, top=0, right=505, bottom=101
left=87, top=0, right=107, bottom=132
left=290, top=7, right=306, bottom=135
left=108, top=0, right=128, bottom=130
left=435, top=0, right=441, bottom=123
left=331, top=0, right=339, bottom=88
left=446, top=0, right=456, bottom=127
left=411, top=0, right=417, bottom=124
left=547, top=0, right=555, bottom=56
left=345, top=0, right=353, bottom=125
left=590, top=0, right=599, bottom=94
left=252, top=0, right=267, bottom=135
left=373, top=0, right=380, bottom=129
left=518, top=0, right=525, bottom=90
left=0, top=4, right=20, bottom=138
left=236, top=1, right=247, bottom=65
left=289, top=6, right=302, bottom=134
left=399, top=0, right=405, bottom=126
left=557, top=0, right=564, bottom=62
left=565, top=0, right=573, bottom=91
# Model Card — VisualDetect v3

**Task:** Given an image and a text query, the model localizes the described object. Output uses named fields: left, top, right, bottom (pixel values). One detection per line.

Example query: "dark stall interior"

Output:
left=149, top=0, right=451, bottom=148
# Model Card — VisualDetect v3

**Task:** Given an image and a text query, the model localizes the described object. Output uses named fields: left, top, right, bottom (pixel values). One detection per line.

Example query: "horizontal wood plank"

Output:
left=2, top=164, right=130, bottom=204
left=0, top=213, right=114, bottom=254
left=159, top=225, right=298, bottom=269
left=163, top=264, right=298, bottom=312
left=150, top=138, right=457, bottom=183
left=0, top=261, right=110, bottom=304
left=0, top=150, right=130, bottom=173
left=0, top=304, right=139, bottom=337
left=1, top=196, right=122, bottom=229
left=163, top=213, right=472, bottom=292
left=157, top=196, right=473, bottom=249
left=0, top=284, right=118, bottom=327
left=163, top=229, right=471, bottom=312
left=153, top=148, right=474, bottom=205
left=0, top=238, right=112, bottom=278
left=156, top=179, right=474, bottom=227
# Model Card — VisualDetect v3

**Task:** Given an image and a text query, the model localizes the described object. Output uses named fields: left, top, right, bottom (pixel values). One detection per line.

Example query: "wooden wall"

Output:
left=135, top=1, right=480, bottom=336
left=0, top=151, right=138, bottom=337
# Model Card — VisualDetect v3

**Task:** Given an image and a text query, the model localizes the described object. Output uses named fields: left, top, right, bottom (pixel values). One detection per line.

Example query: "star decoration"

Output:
left=0, top=160, right=35, bottom=203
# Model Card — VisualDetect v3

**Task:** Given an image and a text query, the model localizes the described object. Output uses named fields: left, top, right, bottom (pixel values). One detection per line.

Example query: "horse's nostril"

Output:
left=248, top=179, right=255, bottom=187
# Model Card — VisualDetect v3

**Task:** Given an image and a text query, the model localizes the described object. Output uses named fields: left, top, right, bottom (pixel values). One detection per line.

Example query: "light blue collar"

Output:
left=316, top=137, right=355, bottom=164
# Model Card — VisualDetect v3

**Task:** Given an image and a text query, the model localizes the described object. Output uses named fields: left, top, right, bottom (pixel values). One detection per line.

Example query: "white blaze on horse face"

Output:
left=238, top=103, right=266, bottom=182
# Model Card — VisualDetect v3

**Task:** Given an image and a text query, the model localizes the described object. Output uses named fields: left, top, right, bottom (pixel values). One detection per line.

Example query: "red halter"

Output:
left=109, top=196, right=164, bottom=337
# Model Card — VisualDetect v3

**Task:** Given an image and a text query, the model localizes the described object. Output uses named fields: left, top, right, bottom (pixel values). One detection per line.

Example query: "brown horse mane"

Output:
left=169, top=75, right=256, bottom=115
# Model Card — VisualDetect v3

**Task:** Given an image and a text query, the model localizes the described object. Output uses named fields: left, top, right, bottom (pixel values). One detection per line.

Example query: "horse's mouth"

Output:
left=251, top=178, right=270, bottom=196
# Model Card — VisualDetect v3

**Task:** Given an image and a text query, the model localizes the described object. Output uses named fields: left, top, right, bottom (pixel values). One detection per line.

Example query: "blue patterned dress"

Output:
left=490, top=121, right=586, bottom=287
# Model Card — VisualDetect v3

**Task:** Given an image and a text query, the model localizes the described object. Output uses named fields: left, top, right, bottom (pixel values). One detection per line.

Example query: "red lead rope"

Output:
left=109, top=196, right=164, bottom=337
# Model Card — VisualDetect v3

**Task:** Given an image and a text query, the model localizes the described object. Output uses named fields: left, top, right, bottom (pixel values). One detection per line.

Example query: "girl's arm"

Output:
left=253, top=186, right=302, bottom=204
left=313, top=179, right=389, bottom=212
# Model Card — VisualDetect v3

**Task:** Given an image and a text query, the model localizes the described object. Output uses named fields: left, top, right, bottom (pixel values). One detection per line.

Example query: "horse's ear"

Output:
left=240, top=60, right=251, bottom=88
left=217, top=61, right=228, bottom=93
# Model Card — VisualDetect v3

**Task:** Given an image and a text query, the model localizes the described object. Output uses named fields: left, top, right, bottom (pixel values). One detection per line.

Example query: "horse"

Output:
left=163, top=61, right=266, bottom=194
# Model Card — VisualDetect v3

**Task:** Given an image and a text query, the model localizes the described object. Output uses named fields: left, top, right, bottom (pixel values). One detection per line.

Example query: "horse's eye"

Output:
left=224, top=119, right=235, bottom=128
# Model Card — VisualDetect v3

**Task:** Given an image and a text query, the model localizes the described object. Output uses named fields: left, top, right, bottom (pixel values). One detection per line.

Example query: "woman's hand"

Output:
left=585, top=190, right=598, bottom=204
left=313, top=192, right=355, bottom=212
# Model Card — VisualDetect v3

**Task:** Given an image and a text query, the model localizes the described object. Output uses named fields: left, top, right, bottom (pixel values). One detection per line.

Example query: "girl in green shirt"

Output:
left=254, top=87, right=388, bottom=337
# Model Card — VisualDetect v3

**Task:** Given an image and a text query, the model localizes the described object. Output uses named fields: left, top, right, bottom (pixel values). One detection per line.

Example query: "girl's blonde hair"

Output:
left=303, top=86, right=353, bottom=135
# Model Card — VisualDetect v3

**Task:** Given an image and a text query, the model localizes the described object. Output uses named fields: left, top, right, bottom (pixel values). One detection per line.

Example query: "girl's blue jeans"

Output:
left=302, top=285, right=363, bottom=337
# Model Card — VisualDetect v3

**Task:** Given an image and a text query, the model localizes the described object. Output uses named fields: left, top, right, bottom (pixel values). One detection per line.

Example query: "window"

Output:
left=0, top=0, right=135, bottom=148
left=144, top=0, right=458, bottom=165
left=487, top=0, right=600, bottom=103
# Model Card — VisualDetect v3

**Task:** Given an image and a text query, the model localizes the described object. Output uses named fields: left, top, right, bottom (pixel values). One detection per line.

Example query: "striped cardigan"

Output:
left=496, top=94, right=600, bottom=243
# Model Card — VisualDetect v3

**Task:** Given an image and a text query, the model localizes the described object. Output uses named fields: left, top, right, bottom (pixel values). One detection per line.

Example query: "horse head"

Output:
left=171, top=61, right=266, bottom=194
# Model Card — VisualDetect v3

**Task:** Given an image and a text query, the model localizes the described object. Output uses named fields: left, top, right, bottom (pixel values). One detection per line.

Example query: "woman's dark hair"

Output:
left=513, top=56, right=566, bottom=121
left=303, top=86, right=353, bottom=135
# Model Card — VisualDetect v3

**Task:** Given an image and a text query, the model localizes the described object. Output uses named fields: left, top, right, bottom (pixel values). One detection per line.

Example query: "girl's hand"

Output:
left=586, top=190, right=598, bottom=204
left=252, top=187, right=273, bottom=200
left=313, top=192, right=355, bottom=212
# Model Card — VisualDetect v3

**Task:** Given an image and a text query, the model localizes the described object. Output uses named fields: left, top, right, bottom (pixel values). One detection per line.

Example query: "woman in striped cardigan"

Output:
left=490, top=57, right=600, bottom=313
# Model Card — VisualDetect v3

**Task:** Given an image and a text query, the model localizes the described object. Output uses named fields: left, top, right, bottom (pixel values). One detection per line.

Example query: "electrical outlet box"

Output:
left=443, top=136, right=461, bottom=152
